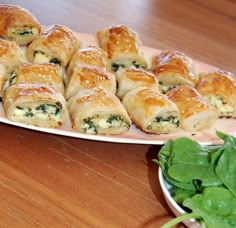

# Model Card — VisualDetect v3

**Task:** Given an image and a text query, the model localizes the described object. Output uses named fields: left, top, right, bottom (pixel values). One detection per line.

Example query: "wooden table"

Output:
left=0, top=0, right=235, bottom=227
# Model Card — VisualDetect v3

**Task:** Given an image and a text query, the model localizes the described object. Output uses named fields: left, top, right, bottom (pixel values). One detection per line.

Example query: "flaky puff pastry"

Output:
left=116, top=68, right=161, bottom=99
left=67, top=87, right=132, bottom=135
left=67, top=46, right=110, bottom=77
left=0, top=5, right=41, bottom=45
left=167, top=85, right=218, bottom=131
left=65, top=65, right=116, bottom=100
left=152, top=51, right=198, bottom=93
left=122, top=87, right=180, bottom=134
left=3, top=83, right=68, bottom=128
left=0, top=64, right=6, bottom=98
left=97, top=25, right=147, bottom=71
left=196, top=71, right=236, bottom=117
left=4, top=63, right=65, bottom=95
left=0, top=39, right=27, bottom=76
left=26, top=24, right=81, bottom=67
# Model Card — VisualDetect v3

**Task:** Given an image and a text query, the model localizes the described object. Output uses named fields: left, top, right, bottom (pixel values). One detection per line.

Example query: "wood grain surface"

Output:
left=0, top=0, right=235, bottom=227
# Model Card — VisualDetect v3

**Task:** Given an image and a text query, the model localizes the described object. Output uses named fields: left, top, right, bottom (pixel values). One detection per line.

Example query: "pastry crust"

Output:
left=4, top=63, right=65, bottom=95
left=67, top=87, right=131, bottom=135
left=0, top=64, right=7, bottom=98
left=67, top=45, right=110, bottom=77
left=116, top=68, right=161, bottom=99
left=0, top=39, right=27, bottom=76
left=167, top=85, right=218, bottom=131
left=196, top=70, right=236, bottom=117
left=3, top=83, right=68, bottom=128
left=65, top=65, right=116, bottom=100
left=152, top=50, right=198, bottom=93
left=122, top=87, right=180, bottom=134
left=26, top=24, right=81, bottom=67
left=97, top=25, right=147, bottom=71
left=0, top=4, right=41, bottom=45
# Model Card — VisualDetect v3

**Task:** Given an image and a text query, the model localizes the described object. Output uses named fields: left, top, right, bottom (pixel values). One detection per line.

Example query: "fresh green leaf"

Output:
left=215, top=143, right=236, bottom=196
left=183, top=187, right=236, bottom=228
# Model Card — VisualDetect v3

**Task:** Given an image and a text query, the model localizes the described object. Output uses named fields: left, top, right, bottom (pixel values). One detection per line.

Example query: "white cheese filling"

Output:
left=207, top=95, right=234, bottom=116
left=34, top=52, right=51, bottom=63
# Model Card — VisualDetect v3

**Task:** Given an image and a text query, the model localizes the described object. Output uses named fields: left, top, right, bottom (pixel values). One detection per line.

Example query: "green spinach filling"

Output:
left=111, top=63, right=125, bottom=71
left=111, top=61, right=146, bottom=71
left=13, top=29, right=33, bottom=36
left=49, top=58, right=61, bottom=65
left=82, top=114, right=130, bottom=134
left=33, top=50, right=45, bottom=57
left=147, top=115, right=180, bottom=130
left=82, top=117, right=98, bottom=134
left=16, top=103, right=62, bottom=118
left=155, top=116, right=180, bottom=126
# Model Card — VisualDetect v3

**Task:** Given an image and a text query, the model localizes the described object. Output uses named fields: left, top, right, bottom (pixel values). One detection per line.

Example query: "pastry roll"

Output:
left=65, top=65, right=116, bottom=100
left=97, top=25, right=148, bottom=71
left=26, top=24, right=81, bottom=67
left=122, top=87, right=180, bottom=134
left=67, top=45, right=110, bottom=77
left=4, top=63, right=65, bottom=95
left=152, top=50, right=198, bottom=93
left=167, top=85, right=218, bottom=131
left=67, top=87, right=132, bottom=135
left=3, top=83, right=68, bottom=128
left=196, top=71, right=236, bottom=117
left=0, top=64, right=7, bottom=99
left=0, top=5, right=41, bottom=45
left=116, top=68, right=161, bottom=99
left=0, top=39, right=27, bottom=76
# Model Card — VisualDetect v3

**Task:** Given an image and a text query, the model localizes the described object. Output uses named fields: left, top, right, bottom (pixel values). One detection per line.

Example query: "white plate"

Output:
left=158, top=167, right=200, bottom=228
left=0, top=33, right=236, bottom=145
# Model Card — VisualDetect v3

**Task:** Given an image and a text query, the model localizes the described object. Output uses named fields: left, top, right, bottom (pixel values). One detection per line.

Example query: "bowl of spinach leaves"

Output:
left=154, top=131, right=236, bottom=228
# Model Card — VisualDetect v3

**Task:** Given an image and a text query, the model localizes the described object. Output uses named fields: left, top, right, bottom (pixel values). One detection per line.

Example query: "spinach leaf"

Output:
left=171, top=186, right=196, bottom=205
left=183, top=187, right=236, bottom=228
left=171, top=137, right=209, bottom=166
left=215, top=143, right=236, bottom=196
left=155, top=131, right=236, bottom=228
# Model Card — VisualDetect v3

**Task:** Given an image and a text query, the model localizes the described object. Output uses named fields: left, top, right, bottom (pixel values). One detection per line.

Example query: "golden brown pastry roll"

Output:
left=0, top=64, right=7, bottom=99
left=26, top=24, right=81, bottom=67
left=3, top=83, right=68, bottom=128
left=67, top=87, right=132, bottom=135
left=116, top=68, right=161, bottom=99
left=97, top=25, right=148, bottom=71
left=65, top=65, right=116, bottom=100
left=152, top=50, right=198, bottom=93
left=0, top=5, right=41, bottom=45
left=122, top=87, right=180, bottom=134
left=0, top=39, right=27, bottom=76
left=196, top=71, right=236, bottom=117
left=4, top=63, right=65, bottom=95
left=167, top=85, right=218, bottom=131
left=67, top=45, right=110, bottom=77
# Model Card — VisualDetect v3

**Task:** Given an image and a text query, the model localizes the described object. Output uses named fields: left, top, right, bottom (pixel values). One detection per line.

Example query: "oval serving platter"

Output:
left=0, top=33, right=235, bottom=145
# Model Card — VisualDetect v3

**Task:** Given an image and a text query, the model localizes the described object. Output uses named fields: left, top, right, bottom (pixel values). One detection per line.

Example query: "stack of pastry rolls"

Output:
left=66, top=45, right=132, bottom=135
left=0, top=5, right=80, bottom=128
left=2, top=63, right=69, bottom=128
left=1, top=4, right=235, bottom=135
left=96, top=25, right=181, bottom=134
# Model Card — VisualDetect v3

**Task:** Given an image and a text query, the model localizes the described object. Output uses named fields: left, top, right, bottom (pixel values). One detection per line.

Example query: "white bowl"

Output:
left=158, top=167, right=200, bottom=228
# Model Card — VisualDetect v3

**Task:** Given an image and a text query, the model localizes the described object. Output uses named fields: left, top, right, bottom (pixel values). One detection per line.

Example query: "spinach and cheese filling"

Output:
left=13, top=102, right=62, bottom=120
left=111, top=61, right=146, bottom=71
left=81, top=114, right=131, bottom=134
left=147, top=112, right=180, bottom=133
left=159, top=83, right=179, bottom=94
left=206, top=95, right=235, bottom=116
left=2, top=71, right=18, bottom=92
left=33, top=51, right=61, bottom=65
left=9, top=27, right=39, bottom=44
